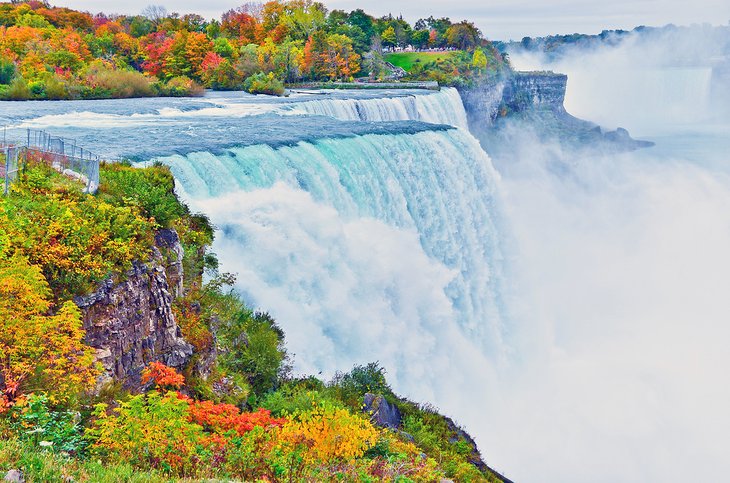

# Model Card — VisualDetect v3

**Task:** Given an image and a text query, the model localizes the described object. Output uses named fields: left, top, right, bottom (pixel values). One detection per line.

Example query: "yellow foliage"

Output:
left=0, top=255, right=98, bottom=409
left=277, top=402, right=379, bottom=463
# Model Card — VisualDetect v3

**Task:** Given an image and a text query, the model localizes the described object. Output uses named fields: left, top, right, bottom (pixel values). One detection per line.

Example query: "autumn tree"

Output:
left=0, top=254, right=98, bottom=411
left=472, top=47, right=487, bottom=71
left=446, top=21, right=481, bottom=50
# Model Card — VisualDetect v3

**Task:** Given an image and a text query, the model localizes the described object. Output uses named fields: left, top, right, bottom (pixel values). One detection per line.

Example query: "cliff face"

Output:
left=458, top=71, right=653, bottom=153
left=501, top=71, right=567, bottom=113
left=74, top=229, right=193, bottom=389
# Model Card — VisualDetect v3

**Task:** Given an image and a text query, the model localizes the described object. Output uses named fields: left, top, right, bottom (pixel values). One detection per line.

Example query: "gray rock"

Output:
left=154, top=229, right=185, bottom=297
left=74, top=231, right=193, bottom=391
left=4, top=469, right=24, bottom=483
left=363, top=393, right=401, bottom=429
left=459, top=71, right=653, bottom=154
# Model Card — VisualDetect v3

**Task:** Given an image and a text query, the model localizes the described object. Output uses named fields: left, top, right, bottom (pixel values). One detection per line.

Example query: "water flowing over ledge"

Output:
left=289, top=87, right=470, bottom=129
left=159, top=129, right=508, bottom=373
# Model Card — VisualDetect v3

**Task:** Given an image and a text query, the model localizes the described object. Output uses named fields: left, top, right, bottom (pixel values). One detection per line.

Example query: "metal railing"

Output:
left=2, top=129, right=101, bottom=195
left=1, top=146, right=20, bottom=196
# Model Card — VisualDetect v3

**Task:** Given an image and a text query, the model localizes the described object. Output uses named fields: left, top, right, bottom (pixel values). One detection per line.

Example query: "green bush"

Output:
left=329, top=362, right=392, bottom=408
left=84, top=62, right=155, bottom=99
left=98, top=163, right=186, bottom=228
left=155, top=76, right=205, bottom=97
left=243, top=72, right=285, bottom=96
left=0, top=57, right=15, bottom=85
left=219, top=310, right=287, bottom=396
left=3, top=76, right=30, bottom=100
left=9, top=394, right=86, bottom=456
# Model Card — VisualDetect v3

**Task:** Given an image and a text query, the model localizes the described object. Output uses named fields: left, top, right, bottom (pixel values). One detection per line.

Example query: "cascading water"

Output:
left=161, top=129, right=508, bottom=383
left=289, top=87, right=470, bottom=129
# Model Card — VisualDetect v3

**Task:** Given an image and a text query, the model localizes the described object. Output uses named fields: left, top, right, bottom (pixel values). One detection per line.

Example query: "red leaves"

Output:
left=141, top=362, right=185, bottom=389
left=188, top=401, right=285, bottom=436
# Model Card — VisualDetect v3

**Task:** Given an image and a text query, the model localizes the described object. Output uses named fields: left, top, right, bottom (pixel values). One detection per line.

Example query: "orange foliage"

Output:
left=187, top=401, right=285, bottom=436
left=141, top=362, right=185, bottom=389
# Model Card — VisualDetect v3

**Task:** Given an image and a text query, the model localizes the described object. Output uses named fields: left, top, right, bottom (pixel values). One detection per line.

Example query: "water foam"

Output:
left=161, top=128, right=507, bottom=420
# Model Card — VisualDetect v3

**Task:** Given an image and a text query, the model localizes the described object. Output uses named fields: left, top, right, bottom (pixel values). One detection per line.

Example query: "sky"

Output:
left=55, top=0, right=730, bottom=40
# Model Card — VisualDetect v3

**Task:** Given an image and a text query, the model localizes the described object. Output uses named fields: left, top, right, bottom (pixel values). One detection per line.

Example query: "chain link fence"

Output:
left=2, top=129, right=101, bottom=195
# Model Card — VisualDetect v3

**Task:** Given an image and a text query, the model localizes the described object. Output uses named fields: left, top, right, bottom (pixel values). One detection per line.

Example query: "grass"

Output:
left=0, top=438, right=173, bottom=483
left=384, top=51, right=461, bottom=71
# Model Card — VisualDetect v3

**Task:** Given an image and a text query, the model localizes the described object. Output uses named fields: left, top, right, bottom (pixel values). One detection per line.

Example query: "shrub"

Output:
left=187, top=401, right=284, bottom=436
left=98, top=163, right=186, bottom=228
left=84, top=62, right=155, bottom=98
left=141, top=362, right=185, bottom=390
left=0, top=255, right=98, bottom=410
left=243, top=72, right=285, bottom=96
left=277, top=401, right=379, bottom=464
left=155, top=76, right=205, bottom=97
left=218, top=310, right=287, bottom=396
left=88, top=391, right=208, bottom=476
left=9, top=394, right=86, bottom=455
left=329, top=362, right=392, bottom=408
left=3, top=76, right=30, bottom=100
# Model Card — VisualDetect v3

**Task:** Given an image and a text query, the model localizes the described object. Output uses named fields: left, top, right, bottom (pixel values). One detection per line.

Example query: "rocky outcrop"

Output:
left=74, top=231, right=193, bottom=390
left=501, top=71, right=567, bottom=113
left=155, top=228, right=185, bottom=298
left=458, top=71, right=653, bottom=153
left=363, top=393, right=402, bottom=429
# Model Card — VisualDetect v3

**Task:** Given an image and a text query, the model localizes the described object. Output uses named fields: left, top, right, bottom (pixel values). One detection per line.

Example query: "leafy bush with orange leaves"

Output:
left=141, top=362, right=185, bottom=390
left=187, top=401, right=284, bottom=437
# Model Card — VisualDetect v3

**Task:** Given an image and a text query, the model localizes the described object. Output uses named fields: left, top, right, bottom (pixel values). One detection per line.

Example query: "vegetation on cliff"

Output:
left=0, top=1, right=508, bottom=99
left=0, top=155, right=503, bottom=481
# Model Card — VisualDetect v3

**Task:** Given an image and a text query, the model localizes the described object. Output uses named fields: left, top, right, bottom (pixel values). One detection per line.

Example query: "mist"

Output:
left=483, top=27, right=730, bottom=482
left=507, top=25, right=730, bottom=132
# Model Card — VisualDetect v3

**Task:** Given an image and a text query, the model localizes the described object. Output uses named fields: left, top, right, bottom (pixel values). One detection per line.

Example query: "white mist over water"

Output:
left=491, top=31, right=730, bottom=482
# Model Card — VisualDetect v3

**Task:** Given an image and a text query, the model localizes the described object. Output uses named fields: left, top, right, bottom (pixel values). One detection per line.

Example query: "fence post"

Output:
left=3, top=147, right=9, bottom=196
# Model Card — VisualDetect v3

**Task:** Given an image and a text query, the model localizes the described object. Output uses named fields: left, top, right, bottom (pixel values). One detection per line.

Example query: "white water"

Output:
left=289, top=87, right=470, bottom=129
left=163, top=127, right=507, bottom=360
left=161, top=127, right=507, bottom=442
left=494, top=34, right=730, bottom=483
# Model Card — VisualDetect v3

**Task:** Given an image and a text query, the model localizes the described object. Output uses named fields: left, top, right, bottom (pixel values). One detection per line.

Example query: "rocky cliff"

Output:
left=458, top=71, right=653, bottom=153
left=74, top=229, right=193, bottom=389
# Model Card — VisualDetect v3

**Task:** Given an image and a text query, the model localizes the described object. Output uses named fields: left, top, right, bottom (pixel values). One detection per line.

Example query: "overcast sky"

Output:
left=56, top=0, right=730, bottom=40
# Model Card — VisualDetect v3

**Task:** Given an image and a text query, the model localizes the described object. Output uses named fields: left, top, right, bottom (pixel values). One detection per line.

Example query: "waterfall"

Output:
left=289, top=87, right=470, bottom=129
left=160, top=127, right=506, bottom=406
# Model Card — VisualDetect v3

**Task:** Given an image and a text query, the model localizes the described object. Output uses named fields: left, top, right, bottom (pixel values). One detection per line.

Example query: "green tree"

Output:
left=381, top=26, right=396, bottom=49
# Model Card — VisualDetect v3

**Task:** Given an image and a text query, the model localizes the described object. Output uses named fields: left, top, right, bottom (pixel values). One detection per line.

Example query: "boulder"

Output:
left=4, top=470, right=24, bottom=483
left=363, top=393, right=401, bottom=429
